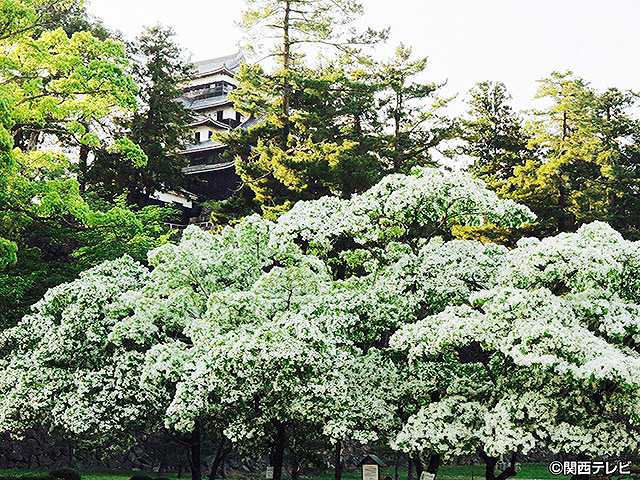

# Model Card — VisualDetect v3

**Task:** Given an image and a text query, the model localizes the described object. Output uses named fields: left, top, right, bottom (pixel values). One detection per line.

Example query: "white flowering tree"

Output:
left=147, top=234, right=380, bottom=480
left=130, top=215, right=361, bottom=480
left=391, top=222, right=640, bottom=480
left=139, top=167, right=536, bottom=480
left=0, top=167, right=540, bottom=480
left=131, top=216, right=283, bottom=480
left=274, top=167, right=533, bottom=265
left=0, top=216, right=283, bottom=479
left=0, top=256, right=153, bottom=447
left=266, top=167, right=535, bottom=477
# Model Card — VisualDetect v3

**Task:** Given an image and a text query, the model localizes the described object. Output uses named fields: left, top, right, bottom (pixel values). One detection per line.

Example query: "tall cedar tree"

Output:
left=507, top=72, right=640, bottom=237
left=89, top=25, right=193, bottom=205
left=461, top=73, right=640, bottom=239
left=453, top=81, right=535, bottom=245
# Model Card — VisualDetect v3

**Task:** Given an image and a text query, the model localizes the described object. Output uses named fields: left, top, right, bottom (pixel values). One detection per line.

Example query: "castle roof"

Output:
left=193, top=51, right=244, bottom=77
left=181, top=95, right=234, bottom=111
left=180, top=140, right=226, bottom=155
left=238, top=116, right=263, bottom=130
left=189, top=115, right=232, bottom=130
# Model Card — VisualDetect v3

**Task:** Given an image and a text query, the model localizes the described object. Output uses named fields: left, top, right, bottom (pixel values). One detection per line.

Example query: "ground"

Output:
left=0, top=464, right=565, bottom=480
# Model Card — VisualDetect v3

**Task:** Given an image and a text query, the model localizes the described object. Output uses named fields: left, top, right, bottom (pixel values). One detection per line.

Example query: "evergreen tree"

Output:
left=459, top=81, right=531, bottom=190
left=372, top=44, right=454, bottom=173
left=89, top=25, right=193, bottom=205
left=47, top=0, right=113, bottom=40
left=241, top=0, right=386, bottom=136
left=505, top=72, right=640, bottom=237
left=221, top=0, right=386, bottom=217
left=225, top=59, right=383, bottom=216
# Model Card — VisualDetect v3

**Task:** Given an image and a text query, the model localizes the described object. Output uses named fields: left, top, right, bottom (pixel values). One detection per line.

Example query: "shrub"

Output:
left=129, top=476, right=153, bottom=480
left=0, top=477, right=55, bottom=480
left=49, top=469, right=81, bottom=480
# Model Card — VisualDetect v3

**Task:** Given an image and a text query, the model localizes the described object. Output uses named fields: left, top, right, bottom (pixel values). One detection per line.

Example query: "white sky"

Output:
left=88, top=0, right=640, bottom=112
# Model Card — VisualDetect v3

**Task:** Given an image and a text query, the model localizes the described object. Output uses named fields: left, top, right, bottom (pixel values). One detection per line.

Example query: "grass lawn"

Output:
left=312, top=464, right=563, bottom=480
left=0, top=464, right=564, bottom=480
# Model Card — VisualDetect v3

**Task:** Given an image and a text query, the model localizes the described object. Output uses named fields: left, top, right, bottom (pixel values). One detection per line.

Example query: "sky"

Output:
left=88, top=0, right=640, bottom=111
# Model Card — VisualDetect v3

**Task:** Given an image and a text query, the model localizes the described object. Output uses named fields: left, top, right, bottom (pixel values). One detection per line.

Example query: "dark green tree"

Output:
left=47, top=0, right=113, bottom=40
left=505, top=72, right=640, bottom=237
left=219, top=0, right=386, bottom=218
left=459, top=81, right=531, bottom=190
left=225, top=58, right=384, bottom=216
left=372, top=44, right=454, bottom=173
left=89, top=25, right=193, bottom=205
left=461, top=73, right=640, bottom=239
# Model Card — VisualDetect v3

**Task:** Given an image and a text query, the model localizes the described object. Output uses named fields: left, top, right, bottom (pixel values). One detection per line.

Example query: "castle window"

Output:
left=194, top=131, right=201, bottom=143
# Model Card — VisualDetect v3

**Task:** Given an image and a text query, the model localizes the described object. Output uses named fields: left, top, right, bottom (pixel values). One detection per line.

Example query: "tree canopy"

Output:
left=0, top=0, right=176, bottom=328
left=3, top=1, right=640, bottom=480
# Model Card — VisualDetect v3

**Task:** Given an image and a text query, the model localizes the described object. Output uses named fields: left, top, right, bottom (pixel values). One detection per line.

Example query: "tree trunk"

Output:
left=426, top=453, right=440, bottom=475
left=334, top=442, right=343, bottom=480
left=414, top=455, right=424, bottom=480
left=479, top=451, right=517, bottom=480
left=67, top=440, right=74, bottom=467
left=281, top=0, right=292, bottom=143
left=271, top=423, right=287, bottom=480
left=393, top=92, right=403, bottom=171
left=555, top=174, right=575, bottom=233
left=290, top=453, right=300, bottom=480
left=190, top=424, right=202, bottom=480
left=209, top=437, right=228, bottom=480
left=394, top=454, right=400, bottom=480
left=407, top=457, right=414, bottom=480
left=78, top=144, right=89, bottom=194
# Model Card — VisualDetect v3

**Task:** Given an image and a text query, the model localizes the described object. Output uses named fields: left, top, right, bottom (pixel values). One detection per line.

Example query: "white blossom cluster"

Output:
left=392, top=222, right=640, bottom=460
left=274, top=167, right=535, bottom=254
left=1, top=168, right=638, bottom=467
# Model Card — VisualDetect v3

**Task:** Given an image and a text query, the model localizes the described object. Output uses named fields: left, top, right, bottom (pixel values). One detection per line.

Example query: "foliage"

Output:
left=0, top=0, right=138, bottom=267
left=371, top=44, right=454, bottom=173
left=391, top=222, right=640, bottom=478
left=0, top=239, right=17, bottom=271
left=0, top=167, right=535, bottom=480
left=462, top=73, right=640, bottom=239
left=0, top=1, right=176, bottom=329
left=222, top=0, right=390, bottom=217
left=88, top=25, right=192, bottom=205
left=459, top=81, right=531, bottom=190
left=0, top=256, right=153, bottom=445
